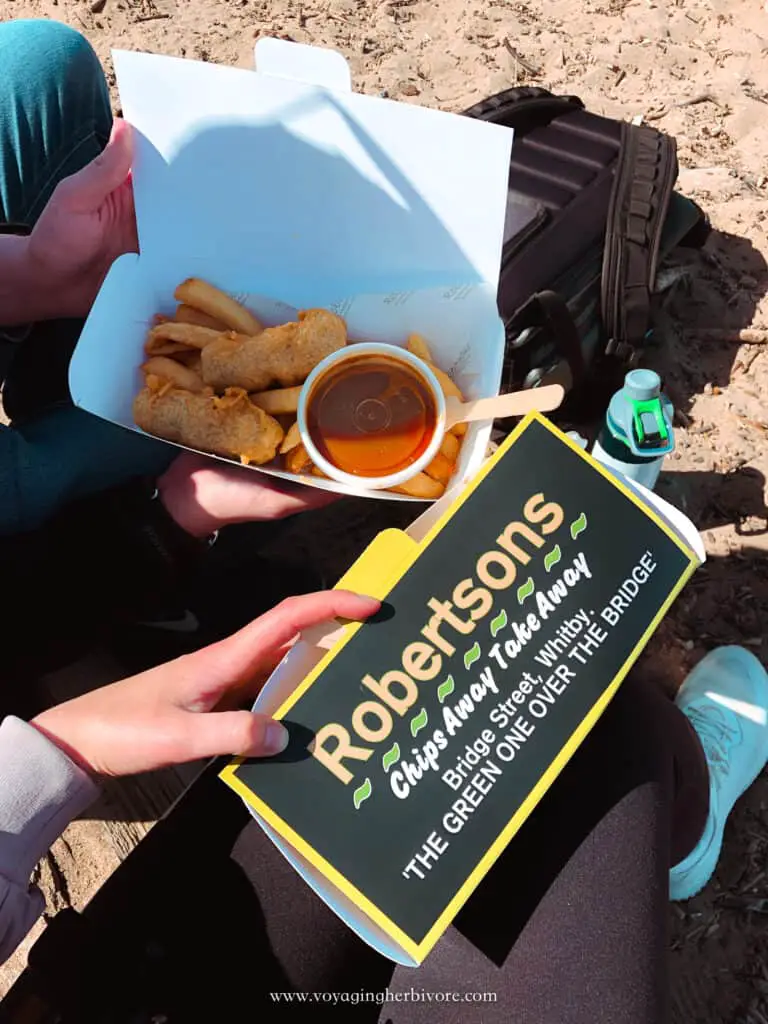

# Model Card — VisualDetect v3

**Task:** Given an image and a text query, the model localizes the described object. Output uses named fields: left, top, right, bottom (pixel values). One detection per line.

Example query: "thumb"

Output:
left=175, top=710, right=289, bottom=762
left=59, top=119, right=134, bottom=212
left=182, top=591, right=381, bottom=704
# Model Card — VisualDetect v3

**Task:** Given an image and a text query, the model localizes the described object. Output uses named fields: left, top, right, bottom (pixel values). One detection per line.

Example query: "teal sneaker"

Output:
left=670, top=646, right=768, bottom=901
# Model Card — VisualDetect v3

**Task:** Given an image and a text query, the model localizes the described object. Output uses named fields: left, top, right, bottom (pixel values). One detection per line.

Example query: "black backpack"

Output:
left=462, top=87, right=710, bottom=422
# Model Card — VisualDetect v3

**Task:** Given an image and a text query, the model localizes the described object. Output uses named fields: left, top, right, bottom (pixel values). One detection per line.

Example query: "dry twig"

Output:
left=678, top=92, right=720, bottom=108
left=503, top=38, right=541, bottom=77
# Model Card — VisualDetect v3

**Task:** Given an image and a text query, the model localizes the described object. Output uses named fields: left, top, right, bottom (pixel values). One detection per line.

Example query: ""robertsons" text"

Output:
left=310, top=493, right=565, bottom=787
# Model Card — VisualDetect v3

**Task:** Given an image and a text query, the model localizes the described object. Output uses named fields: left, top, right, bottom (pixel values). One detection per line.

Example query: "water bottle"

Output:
left=591, top=369, right=674, bottom=490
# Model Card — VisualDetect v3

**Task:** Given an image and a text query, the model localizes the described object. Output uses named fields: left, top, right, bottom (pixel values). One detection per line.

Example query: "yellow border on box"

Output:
left=220, top=411, right=699, bottom=963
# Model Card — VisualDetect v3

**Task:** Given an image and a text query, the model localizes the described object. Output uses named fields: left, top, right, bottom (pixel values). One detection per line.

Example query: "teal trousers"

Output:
left=0, top=19, right=172, bottom=536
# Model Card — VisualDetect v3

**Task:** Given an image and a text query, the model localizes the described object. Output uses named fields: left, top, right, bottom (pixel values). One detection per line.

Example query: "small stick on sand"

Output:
left=677, top=93, right=720, bottom=108
left=503, top=38, right=541, bottom=77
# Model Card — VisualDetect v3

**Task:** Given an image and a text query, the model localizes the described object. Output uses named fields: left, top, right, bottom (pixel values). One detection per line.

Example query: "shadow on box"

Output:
left=130, top=85, right=488, bottom=312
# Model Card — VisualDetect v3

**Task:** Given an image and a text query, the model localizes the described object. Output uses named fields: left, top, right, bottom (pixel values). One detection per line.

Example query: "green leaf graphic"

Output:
left=464, top=642, right=481, bottom=670
left=353, top=777, right=372, bottom=809
left=570, top=512, right=588, bottom=539
left=437, top=676, right=455, bottom=703
left=410, top=708, right=428, bottom=737
left=382, top=743, right=400, bottom=772
left=490, top=608, right=508, bottom=637
left=517, top=577, right=535, bottom=604
left=544, top=544, right=562, bottom=572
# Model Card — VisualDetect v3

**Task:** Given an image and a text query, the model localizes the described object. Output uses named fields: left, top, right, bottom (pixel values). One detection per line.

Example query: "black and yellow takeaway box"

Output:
left=220, top=412, right=703, bottom=966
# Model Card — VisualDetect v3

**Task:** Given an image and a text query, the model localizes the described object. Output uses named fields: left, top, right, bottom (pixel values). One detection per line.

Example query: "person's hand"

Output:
left=31, top=590, right=379, bottom=776
left=157, top=452, right=339, bottom=538
left=25, top=120, right=138, bottom=321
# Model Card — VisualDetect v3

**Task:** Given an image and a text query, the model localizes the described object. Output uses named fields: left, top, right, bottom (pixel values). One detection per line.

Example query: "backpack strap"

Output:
left=503, top=290, right=586, bottom=394
left=535, top=291, right=585, bottom=384
left=601, top=123, right=678, bottom=361
left=463, top=87, right=584, bottom=136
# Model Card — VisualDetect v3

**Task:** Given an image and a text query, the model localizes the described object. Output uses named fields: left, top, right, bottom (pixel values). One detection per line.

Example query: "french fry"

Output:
left=285, top=443, right=312, bottom=474
left=141, top=357, right=206, bottom=393
left=426, top=362, right=467, bottom=436
left=279, top=421, right=301, bottom=454
left=392, top=472, right=445, bottom=499
left=427, top=361, right=462, bottom=400
left=407, top=333, right=433, bottom=362
left=144, top=342, right=195, bottom=358
left=146, top=322, right=225, bottom=353
left=440, top=432, right=460, bottom=462
left=311, top=465, right=329, bottom=478
left=249, top=386, right=302, bottom=416
left=175, top=278, right=263, bottom=336
left=423, top=451, right=455, bottom=485
left=175, top=304, right=229, bottom=332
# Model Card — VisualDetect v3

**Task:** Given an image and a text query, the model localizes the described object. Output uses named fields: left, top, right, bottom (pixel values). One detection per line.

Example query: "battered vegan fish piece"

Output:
left=200, top=309, right=347, bottom=392
left=133, top=385, right=284, bottom=465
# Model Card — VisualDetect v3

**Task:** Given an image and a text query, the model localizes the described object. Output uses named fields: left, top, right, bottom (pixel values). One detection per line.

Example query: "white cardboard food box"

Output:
left=243, top=479, right=706, bottom=966
left=69, top=39, right=515, bottom=501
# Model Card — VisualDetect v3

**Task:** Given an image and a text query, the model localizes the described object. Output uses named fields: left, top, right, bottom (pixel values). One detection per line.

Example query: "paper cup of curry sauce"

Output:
left=297, top=343, right=447, bottom=491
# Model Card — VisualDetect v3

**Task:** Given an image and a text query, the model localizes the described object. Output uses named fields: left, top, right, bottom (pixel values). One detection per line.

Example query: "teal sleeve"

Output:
left=0, top=406, right=174, bottom=536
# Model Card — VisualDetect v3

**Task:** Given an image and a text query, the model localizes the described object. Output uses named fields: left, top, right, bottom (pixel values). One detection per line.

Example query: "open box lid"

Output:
left=112, top=40, right=515, bottom=300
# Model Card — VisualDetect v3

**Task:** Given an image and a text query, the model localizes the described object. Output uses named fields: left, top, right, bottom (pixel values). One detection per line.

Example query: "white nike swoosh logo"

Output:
left=135, top=610, right=200, bottom=633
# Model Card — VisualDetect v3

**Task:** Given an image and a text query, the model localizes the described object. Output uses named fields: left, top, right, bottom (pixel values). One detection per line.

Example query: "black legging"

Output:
left=11, top=671, right=708, bottom=1024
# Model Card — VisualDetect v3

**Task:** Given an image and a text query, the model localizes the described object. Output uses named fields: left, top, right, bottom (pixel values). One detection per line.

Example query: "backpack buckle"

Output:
left=605, top=338, right=641, bottom=367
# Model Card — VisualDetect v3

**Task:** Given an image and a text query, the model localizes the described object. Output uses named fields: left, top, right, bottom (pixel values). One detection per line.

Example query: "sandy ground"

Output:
left=2, top=0, right=768, bottom=1018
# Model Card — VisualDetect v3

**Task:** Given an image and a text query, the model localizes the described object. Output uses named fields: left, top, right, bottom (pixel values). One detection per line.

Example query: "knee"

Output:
left=0, top=19, right=101, bottom=82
